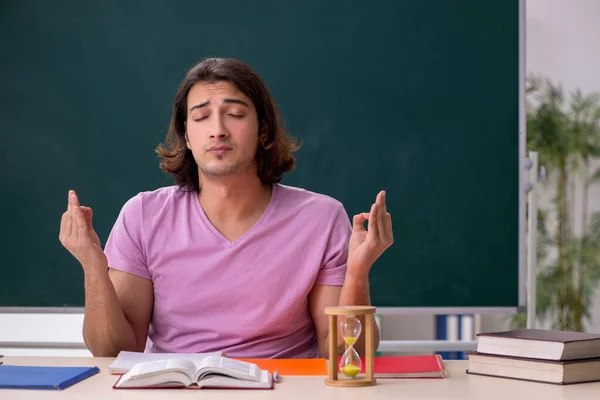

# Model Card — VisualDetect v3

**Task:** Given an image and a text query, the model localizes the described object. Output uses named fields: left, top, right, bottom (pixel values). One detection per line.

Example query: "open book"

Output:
left=113, top=355, right=273, bottom=389
left=108, top=350, right=223, bottom=374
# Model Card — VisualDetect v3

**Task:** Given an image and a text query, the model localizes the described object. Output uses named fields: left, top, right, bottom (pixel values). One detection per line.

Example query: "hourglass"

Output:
left=324, top=305, right=377, bottom=387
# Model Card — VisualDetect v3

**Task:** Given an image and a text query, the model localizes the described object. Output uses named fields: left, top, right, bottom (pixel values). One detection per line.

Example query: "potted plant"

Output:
left=513, top=74, right=600, bottom=331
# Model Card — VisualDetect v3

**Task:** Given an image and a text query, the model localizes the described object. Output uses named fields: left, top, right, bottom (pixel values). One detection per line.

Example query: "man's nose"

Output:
left=209, top=117, right=229, bottom=139
left=213, top=131, right=228, bottom=139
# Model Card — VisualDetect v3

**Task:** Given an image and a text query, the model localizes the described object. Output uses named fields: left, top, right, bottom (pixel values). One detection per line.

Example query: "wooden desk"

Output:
left=2, top=356, right=600, bottom=399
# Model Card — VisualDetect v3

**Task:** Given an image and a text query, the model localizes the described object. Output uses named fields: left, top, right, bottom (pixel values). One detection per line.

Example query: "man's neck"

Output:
left=198, top=174, right=272, bottom=226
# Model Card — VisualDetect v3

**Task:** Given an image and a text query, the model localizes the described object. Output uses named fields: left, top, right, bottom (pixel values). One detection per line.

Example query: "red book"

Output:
left=337, top=355, right=447, bottom=378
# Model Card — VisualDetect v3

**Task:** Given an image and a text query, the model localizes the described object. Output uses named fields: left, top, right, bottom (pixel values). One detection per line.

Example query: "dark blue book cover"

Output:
left=0, top=365, right=100, bottom=390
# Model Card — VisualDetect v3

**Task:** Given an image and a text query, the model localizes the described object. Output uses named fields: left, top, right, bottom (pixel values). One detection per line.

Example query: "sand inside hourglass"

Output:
left=343, top=336, right=357, bottom=346
left=340, top=364, right=361, bottom=377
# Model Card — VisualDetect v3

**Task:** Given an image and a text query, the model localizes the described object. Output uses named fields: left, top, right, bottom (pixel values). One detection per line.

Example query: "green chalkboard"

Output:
left=0, top=0, right=520, bottom=308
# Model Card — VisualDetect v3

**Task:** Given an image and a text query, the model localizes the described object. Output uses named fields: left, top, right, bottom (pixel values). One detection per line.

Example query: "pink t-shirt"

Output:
left=103, top=183, right=351, bottom=358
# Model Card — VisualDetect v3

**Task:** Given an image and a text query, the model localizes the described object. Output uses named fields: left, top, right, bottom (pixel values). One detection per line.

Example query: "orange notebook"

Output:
left=234, top=358, right=328, bottom=376
left=337, top=354, right=447, bottom=378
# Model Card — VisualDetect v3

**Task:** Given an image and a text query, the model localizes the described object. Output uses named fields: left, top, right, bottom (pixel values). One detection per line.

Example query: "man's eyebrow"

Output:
left=223, top=98, right=249, bottom=107
left=188, top=98, right=249, bottom=112
left=189, top=101, right=209, bottom=112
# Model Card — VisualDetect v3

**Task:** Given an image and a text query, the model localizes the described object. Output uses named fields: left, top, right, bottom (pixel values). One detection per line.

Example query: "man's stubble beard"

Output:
left=197, top=155, right=256, bottom=180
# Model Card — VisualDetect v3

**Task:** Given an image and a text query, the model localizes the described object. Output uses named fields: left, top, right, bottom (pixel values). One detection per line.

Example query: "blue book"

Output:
left=0, top=365, right=100, bottom=390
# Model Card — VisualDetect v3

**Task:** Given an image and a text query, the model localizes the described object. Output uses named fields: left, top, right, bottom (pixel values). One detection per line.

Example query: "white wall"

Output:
left=0, top=313, right=91, bottom=357
left=526, top=0, right=600, bottom=96
left=2, top=0, right=599, bottom=357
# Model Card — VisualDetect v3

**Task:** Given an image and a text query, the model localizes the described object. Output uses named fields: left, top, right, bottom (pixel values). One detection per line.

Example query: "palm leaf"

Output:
left=591, top=167, right=600, bottom=183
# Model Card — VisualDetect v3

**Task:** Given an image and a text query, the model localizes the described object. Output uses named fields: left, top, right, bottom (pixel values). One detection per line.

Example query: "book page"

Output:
left=115, top=359, right=198, bottom=388
left=218, top=357, right=258, bottom=377
left=194, top=356, right=260, bottom=382
left=109, top=350, right=223, bottom=373
left=128, top=359, right=197, bottom=380
left=196, top=370, right=272, bottom=389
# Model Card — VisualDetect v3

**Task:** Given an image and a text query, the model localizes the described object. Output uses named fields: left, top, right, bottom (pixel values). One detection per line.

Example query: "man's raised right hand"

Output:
left=59, top=190, right=107, bottom=271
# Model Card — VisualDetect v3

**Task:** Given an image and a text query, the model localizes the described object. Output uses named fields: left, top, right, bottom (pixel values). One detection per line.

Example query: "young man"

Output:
left=59, top=57, right=393, bottom=358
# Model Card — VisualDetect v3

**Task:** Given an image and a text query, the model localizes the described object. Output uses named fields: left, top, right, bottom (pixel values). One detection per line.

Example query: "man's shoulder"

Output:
left=275, top=184, right=346, bottom=216
left=121, top=185, right=191, bottom=214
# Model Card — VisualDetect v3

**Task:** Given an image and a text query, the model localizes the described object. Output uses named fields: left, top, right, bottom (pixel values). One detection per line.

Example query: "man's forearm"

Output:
left=82, top=269, right=137, bottom=357
left=331, top=273, right=381, bottom=356
left=339, top=274, right=372, bottom=307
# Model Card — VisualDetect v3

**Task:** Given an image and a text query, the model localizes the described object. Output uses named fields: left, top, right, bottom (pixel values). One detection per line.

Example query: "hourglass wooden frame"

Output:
left=324, top=305, right=376, bottom=387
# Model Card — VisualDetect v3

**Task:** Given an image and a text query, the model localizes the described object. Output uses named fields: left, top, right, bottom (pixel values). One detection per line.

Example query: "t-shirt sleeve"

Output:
left=315, top=204, right=351, bottom=286
left=103, top=193, right=151, bottom=280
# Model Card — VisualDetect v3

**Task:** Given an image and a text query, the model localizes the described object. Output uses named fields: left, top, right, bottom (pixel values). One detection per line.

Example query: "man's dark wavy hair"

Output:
left=156, top=57, right=300, bottom=192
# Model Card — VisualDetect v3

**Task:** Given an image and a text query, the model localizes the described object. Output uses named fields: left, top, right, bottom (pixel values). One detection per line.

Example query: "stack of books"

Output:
left=467, top=329, right=600, bottom=385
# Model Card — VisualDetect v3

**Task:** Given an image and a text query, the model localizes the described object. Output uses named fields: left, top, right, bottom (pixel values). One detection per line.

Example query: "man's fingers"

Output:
left=377, top=191, right=386, bottom=240
left=367, top=203, right=378, bottom=240
left=69, top=207, right=79, bottom=242
left=382, top=191, right=392, bottom=241
left=385, top=212, right=393, bottom=240
left=352, top=213, right=369, bottom=231
left=67, top=190, right=73, bottom=212
left=59, top=211, right=70, bottom=242
left=74, top=206, right=87, bottom=233
left=66, top=191, right=75, bottom=239
left=71, top=205, right=91, bottom=243
left=70, top=191, right=81, bottom=208
left=80, top=206, right=94, bottom=227
left=69, top=191, right=86, bottom=234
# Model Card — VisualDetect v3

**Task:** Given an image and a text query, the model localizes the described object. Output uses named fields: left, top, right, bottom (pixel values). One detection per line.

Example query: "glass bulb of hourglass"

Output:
left=339, top=315, right=362, bottom=346
left=339, top=315, right=362, bottom=378
left=339, top=346, right=362, bottom=378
